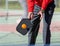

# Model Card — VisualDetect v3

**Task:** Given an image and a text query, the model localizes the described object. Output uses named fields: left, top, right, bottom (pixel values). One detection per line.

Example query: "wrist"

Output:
left=40, top=9, right=45, bottom=13
left=28, top=12, right=33, bottom=15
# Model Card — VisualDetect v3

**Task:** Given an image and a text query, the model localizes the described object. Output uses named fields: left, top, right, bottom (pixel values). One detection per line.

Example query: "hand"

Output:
left=38, top=9, right=44, bottom=19
left=28, top=12, right=34, bottom=20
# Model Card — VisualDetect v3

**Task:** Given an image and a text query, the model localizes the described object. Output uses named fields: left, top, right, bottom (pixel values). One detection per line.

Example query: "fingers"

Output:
left=31, top=14, right=34, bottom=19
left=28, top=10, right=44, bottom=20
left=38, top=11, right=43, bottom=20
left=28, top=15, right=30, bottom=19
left=28, top=12, right=34, bottom=20
left=40, top=14, right=43, bottom=19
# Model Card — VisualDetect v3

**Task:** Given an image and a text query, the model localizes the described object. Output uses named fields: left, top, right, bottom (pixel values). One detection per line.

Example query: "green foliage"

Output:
left=0, top=0, right=60, bottom=11
left=0, top=0, right=22, bottom=10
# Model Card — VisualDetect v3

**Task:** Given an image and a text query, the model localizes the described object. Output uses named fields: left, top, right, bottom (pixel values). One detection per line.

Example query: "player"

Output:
left=27, top=0, right=55, bottom=46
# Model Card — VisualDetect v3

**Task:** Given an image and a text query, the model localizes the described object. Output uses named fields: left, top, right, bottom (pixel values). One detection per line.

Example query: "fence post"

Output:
left=6, top=0, right=8, bottom=20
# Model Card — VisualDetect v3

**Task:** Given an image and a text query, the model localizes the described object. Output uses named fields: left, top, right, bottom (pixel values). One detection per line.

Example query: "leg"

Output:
left=43, top=2, right=55, bottom=46
left=28, top=5, right=40, bottom=46
left=43, top=15, right=52, bottom=46
left=28, top=23, right=40, bottom=46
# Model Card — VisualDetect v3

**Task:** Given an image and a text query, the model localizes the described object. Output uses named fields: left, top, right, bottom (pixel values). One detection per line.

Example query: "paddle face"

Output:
left=16, top=15, right=41, bottom=35
left=16, top=19, right=32, bottom=35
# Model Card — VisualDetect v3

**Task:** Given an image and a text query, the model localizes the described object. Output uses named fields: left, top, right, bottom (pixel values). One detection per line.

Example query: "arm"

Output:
left=27, top=0, right=35, bottom=12
left=27, top=0, right=35, bottom=19
left=41, top=0, right=52, bottom=10
left=38, top=0, right=52, bottom=19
